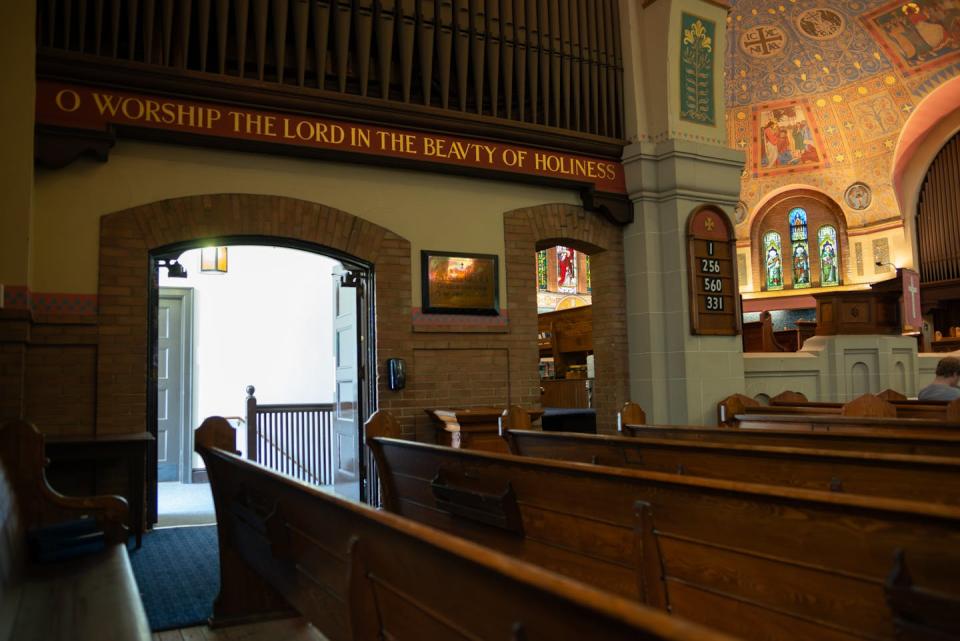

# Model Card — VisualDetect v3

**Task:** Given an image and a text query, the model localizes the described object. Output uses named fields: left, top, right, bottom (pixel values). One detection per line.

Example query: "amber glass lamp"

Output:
left=200, top=246, right=228, bottom=273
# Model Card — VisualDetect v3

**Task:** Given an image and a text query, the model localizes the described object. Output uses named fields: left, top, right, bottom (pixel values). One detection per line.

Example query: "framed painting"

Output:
left=421, top=250, right=500, bottom=315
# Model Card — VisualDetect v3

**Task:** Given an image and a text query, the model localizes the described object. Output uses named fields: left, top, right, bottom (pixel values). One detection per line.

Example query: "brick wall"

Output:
left=4, top=194, right=630, bottom=447
left=503, top=203, right=630, bottom=433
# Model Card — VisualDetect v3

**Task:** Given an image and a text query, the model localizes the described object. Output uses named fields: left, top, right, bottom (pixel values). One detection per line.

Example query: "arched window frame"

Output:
left=751, top=190, right=847, bottom=292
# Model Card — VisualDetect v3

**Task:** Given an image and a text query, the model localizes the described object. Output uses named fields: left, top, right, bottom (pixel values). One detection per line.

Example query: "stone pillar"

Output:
left=620, top=0, right=746, bottom=425
left=0, top=0, right=36, bottom=297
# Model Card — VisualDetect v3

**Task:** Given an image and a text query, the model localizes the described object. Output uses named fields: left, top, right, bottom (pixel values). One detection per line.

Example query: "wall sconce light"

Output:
left=201, top=246, right=228, bottom=274
left=158, top=257, right=187, bottom=278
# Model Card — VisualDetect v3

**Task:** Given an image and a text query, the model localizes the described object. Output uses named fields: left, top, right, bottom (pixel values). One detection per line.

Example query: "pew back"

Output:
left=505, top=429, right=960, bottom=505
left=619, top=423, right=960, bottom=457
left=367, top=426, right=960, bottom=641
left=196, top=418, right=740, bottom=641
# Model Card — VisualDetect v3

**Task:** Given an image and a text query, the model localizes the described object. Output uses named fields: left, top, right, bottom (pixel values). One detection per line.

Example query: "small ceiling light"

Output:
left=201, top=246, right=228, bottom=274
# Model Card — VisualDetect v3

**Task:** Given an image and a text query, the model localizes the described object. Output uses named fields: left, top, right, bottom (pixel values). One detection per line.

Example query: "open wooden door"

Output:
left=332, top=267, right=363, bottom=500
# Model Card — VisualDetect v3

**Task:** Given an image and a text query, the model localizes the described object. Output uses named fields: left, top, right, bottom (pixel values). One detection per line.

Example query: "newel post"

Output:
left=245, top=385, right=258, bottom=461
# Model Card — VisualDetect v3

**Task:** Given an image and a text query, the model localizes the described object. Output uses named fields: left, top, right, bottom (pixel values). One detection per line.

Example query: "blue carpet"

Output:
left=128, top=525, right=220, bottom=631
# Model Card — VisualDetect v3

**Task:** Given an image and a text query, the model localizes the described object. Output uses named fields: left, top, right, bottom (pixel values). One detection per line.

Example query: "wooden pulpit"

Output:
left=814, top=269, right=912, bottom=336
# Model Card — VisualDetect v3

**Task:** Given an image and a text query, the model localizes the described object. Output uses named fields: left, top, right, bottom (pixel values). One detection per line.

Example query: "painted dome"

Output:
left=725, top=0, right=960, bottom=235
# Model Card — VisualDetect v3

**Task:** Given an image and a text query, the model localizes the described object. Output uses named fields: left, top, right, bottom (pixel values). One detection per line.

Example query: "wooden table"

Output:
left=425, top=407, right=544, bottom=453
left=45, top=432, right=154, bottom=548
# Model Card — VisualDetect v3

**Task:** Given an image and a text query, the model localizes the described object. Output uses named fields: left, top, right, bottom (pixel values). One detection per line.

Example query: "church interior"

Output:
left=2, top=0, right=960, bottom=639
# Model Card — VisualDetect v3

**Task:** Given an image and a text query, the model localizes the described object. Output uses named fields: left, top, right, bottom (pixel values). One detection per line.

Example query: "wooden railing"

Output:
left=245, top=385, right=335, bottom=485
left=36, top=0, right=624, bottom=139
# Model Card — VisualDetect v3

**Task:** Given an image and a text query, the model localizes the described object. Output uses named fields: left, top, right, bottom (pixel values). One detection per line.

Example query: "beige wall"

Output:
left=0, top=0, right=36, bottom=288
left=744, top=335, right=919, bottom=401
left=32, top=141, right=579, bottom=302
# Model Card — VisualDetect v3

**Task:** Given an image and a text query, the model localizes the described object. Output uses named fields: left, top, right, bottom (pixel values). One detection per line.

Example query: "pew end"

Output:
left=0, top=419, right=130, bottom=546
left=364, top=410, right=403, bottom=443
left=498, top=405, right=533, bottom=454
left=716, top=393, right=760, bottom=427
left=195, top=416, right=241, bottom=455
left=878, top=389, right=909, bottom=402
left=194, top=417, right=297, bottom=628
left=771, top=390, right=808, bottom=404
left=843, top=394, right=898, bottom=418
left=946, top=399, right=960, bottom=423
left=886, top=549, right=960, bottom=640
left=617, top=402, right=647, bottom=432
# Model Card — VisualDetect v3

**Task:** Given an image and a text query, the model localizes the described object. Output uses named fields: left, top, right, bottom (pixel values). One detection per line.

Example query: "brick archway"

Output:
left=503, top=203, right=629, bottom=432
left=96, top=194, right=411, bottom=435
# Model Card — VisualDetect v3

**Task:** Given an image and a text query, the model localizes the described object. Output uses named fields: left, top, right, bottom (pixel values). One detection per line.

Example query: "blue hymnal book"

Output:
left=28, top=517, right=106, bottom=563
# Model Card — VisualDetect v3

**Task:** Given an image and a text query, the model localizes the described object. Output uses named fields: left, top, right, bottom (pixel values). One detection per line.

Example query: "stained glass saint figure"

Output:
left=763, top=231, right=783, bottom=290
left=818, top=226, right=839, bottom=286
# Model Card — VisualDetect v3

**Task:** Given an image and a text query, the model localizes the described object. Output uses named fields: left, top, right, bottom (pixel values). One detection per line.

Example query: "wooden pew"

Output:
left=195, top=416, right=741, bottom=641
left=503, top=427, right=960, bottom=505
left=366, top=411, right=960, bottom=641
left=719, top=393, right=960, bottom=427
left=0, top=420, right=149, bottom=641
left=618, top=422, right=960, bottom=458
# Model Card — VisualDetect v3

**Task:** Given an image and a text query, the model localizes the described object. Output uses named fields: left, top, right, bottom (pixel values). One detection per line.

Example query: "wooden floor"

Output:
left=153, top=618, right=327, bottom=641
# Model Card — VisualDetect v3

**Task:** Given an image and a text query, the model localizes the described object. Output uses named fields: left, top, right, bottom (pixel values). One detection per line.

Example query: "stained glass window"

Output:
left=818, top=225, right=839, bottom=286
left=536, top=250, right=548, bottom=290
left=763, top=231, right=783, bottom=290
left=585, top=255, right=592, bottom=292
left=789, top=207, right=808, bottom=242
left=788, top=208, right=810, bottom=288
left=792, top=241, right=811, bottom=287
left=557, top=246, right=577, bottom=293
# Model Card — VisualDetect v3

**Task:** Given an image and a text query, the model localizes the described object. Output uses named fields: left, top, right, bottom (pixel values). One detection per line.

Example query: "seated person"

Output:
left=918, top=356, right=960, bottom=401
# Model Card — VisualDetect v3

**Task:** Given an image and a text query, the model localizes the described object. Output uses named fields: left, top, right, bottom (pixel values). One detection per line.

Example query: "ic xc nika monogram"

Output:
left=742, top=26, right=785, bottom=57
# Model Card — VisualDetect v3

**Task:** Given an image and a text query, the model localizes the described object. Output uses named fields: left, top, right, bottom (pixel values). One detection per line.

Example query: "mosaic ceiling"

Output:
left=725, top=0, right=960, bottom=235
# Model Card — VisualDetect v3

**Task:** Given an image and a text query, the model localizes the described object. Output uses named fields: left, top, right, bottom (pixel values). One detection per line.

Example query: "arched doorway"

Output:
left=97, top=194, right=409, bottom=522
left=503, top=203, right=629, bottom=432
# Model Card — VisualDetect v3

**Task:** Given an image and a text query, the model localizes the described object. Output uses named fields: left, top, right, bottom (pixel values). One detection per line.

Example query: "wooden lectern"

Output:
left=813, top=268, right=913, bottom=335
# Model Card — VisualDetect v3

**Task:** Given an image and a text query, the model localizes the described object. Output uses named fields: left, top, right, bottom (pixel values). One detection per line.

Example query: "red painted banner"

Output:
left=36, top=80, right=626, bottom=194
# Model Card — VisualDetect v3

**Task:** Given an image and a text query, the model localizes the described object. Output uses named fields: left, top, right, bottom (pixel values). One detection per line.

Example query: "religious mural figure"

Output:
left=757, top=106, right=821, bottom=172
left=819, top=225, right=840, bottom=286
left=764, top=231, right=783, bottom=290
left=557, top=246, right=577, bottom=293
left=868, top=0, right=960, bottom=73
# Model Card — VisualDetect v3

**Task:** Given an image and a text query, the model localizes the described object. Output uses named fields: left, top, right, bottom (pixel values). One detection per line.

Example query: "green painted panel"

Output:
left=680, top=12, right=716, bottom=126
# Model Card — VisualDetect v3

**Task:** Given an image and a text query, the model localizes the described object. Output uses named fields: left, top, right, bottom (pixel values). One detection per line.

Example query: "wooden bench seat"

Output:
left=0, top=420, right=149, bottom=641
left=366, top=412, right=960, bottom=641
left=193, top=417, right=740, bottom=641
left=504, top=428, right=960, bottom=505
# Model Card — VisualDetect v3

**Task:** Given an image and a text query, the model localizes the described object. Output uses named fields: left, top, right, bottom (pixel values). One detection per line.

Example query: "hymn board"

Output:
left=687, top=207, right=741, bottom=335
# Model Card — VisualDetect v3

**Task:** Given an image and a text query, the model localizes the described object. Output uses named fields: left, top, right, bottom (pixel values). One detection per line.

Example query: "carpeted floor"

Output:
left=128, top=525, right=220, bottom=631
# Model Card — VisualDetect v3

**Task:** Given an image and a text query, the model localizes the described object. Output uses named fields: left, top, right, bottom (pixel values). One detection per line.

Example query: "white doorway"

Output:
left=155, top=245, right=355, bottom=524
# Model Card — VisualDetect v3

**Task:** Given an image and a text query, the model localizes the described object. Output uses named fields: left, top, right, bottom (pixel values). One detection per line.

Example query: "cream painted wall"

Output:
left=0, top=0, right=36, bottom=287
left=744, top=335, right=919, bottom=401
left=32, top=141, right=579, bottom=302
left=846, top=225, right=913, bottom=285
